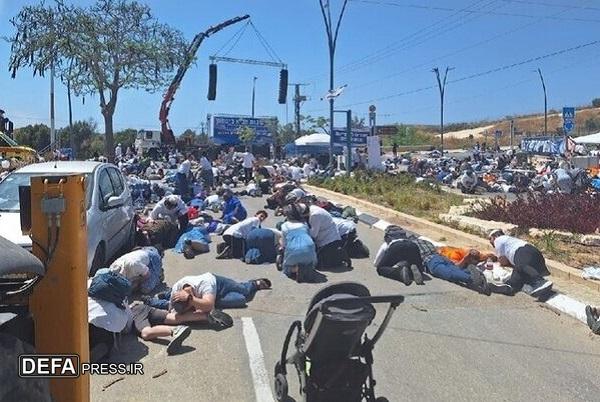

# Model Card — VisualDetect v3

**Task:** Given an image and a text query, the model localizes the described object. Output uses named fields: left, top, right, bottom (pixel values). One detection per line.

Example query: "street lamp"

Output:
left=318, top=0, right=349, bottom=165
left=432, top=66, right=453, bottom=154
left=535, top=68, right=548, bottom=136
left=251, top=76, right=258, bottom=118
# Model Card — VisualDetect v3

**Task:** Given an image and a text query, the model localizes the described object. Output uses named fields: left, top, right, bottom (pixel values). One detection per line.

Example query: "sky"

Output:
left=1, top=0, right=600, bottom=133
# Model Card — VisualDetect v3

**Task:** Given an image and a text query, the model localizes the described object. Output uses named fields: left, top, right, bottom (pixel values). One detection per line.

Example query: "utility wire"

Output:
left=306, top=38, right=600, bottom=112
left=352, top=0, right=600, bottom=22
left=337, top=0, right=505, bottom=75
left=499, top=0, right=600, bottom=12
left=345, top=6, right=571, bottom=92
left=303, top=0, right=492, bottom=81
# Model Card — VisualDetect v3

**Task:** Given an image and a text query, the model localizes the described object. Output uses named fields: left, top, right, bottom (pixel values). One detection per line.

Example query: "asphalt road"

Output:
left=92, top=195, right=600, bottom=402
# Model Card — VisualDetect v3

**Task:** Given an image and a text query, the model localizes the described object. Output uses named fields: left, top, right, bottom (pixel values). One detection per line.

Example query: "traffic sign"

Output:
left=369, top=105, right=376, bottom=112
left=563, top=107, right=575, bottom=119
left=563, top=107, right=575, bottom=133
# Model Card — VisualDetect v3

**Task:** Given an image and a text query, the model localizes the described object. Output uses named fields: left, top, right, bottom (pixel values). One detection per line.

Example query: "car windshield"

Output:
left=0, top=172, right=91, bottom=212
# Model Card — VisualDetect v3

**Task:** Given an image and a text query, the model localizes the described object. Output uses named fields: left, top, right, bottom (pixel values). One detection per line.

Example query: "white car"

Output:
left=0, top=161, right=135, bottom=274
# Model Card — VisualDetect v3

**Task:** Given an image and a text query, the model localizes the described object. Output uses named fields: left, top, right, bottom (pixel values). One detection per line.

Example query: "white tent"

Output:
left=574, top=132, right=600, bottom=144
left=294, top=133, right=330, bottom=146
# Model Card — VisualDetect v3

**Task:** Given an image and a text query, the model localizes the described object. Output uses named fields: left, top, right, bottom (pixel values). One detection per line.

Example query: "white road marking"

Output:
left=373, top=219, right=392, bottom=231
left=242, top=317, right=275, bottom=402
left=545, top=293, right=588, bottom=324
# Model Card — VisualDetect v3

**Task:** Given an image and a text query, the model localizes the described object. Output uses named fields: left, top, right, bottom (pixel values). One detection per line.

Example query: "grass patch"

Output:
left=309, top=171, right=464, bottom=221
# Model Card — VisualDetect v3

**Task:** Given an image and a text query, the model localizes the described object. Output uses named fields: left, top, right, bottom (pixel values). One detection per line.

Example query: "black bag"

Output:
left=347, top=239, right=370, bottom=259
left=384, top=225, right=407, bottom=244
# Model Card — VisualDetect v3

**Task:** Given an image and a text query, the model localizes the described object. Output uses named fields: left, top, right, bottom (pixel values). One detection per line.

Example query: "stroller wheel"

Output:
left=274, top=373, right=288, bottom=401
left=375, top=398, right=389, bottom=402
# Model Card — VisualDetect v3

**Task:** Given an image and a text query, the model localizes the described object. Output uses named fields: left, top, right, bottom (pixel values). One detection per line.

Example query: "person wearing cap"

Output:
left=221, top=189, right=247, bottom=224
left=149, top=195, right=189, bottom=233
left=489, top=229, right=553, bottom=297
left=217, top=210, right=269, bottom=259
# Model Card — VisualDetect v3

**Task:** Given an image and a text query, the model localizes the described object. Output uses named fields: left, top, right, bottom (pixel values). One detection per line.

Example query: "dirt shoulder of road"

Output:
left=305, top=184, right=600, bottom=303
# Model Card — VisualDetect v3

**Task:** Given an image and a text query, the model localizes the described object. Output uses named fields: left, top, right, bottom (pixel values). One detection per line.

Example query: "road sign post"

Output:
left=563, top=107, right=575, bottom=156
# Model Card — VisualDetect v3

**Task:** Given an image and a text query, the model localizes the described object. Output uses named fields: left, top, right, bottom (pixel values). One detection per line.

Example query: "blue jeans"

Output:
left=140, top=248, right=163, bottom=294
left=425, top=254, right=471, bottom=284
left=215, top=275, right=257, bottom=309
left=147, top=290, right=171, bottom=310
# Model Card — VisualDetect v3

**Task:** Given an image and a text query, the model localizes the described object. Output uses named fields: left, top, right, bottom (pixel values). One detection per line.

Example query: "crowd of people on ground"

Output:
left=385, top=142, right=600, bottom=195
left=52, top=142, right=592, bottom=363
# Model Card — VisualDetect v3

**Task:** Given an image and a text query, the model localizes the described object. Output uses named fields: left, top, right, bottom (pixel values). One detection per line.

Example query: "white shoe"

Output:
left=167, top=325, right=191, bottom=355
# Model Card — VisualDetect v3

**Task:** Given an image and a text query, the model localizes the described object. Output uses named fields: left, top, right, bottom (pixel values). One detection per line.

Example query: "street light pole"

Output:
left=432, top=66, right=452, bottom=155
left=536, top=68, right=548, bottom=136
left=251, top=76, right=257, bottom=118
left=319, top=0, right=349, bottom=165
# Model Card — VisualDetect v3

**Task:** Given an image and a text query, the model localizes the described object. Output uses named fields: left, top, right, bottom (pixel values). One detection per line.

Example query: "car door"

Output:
left=106, top=167, right=133, bottom=252
left=96, top=167, right=122, bottom=259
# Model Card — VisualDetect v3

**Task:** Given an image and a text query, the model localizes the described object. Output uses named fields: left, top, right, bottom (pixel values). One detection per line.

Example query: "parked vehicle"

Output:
left=0, top=161, right=135, bottom=274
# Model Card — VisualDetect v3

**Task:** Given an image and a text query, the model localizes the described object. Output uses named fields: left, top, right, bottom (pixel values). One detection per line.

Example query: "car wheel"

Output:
left=90, top=243, right=105, bottom=277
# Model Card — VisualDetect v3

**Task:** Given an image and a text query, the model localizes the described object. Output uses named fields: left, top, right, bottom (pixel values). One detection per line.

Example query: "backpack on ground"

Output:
left=88, top=272, right=132, bottom=309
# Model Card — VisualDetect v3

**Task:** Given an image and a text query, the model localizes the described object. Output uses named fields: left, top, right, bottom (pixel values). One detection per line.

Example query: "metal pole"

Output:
left=510, top=119, right=514, bottom=150
left=295, top=84, right=301, bottom=137
left=50, top=62, right=56, bottom=152
left=346, top=110, right=352, bottom=175
left=251, top=77, right=257, bottom=118
left=537, top=68, right=547, bottom=136
left=432, top=67, right=451, bottom=155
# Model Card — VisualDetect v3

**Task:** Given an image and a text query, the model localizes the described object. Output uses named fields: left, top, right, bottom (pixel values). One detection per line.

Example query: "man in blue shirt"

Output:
left=221, top=189, right=247, bottom=224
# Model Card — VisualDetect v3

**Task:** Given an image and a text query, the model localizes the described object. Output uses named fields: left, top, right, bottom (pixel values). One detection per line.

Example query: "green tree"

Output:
left=302, top=115, right=329, bottom=133
left=238, top=126, right=256, bottom=147
left=114, top=128, right=137, bottom=150
left=14, top=124, right=51, bottom=151
left=592, top=98, right=600, bottom=108
left=7, top=0, right=187, bottom=161
left=58, top=120, right=97, bottom=158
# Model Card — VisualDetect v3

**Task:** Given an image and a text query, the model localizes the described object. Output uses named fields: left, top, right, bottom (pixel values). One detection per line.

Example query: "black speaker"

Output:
left=278, top=68, right=288, bottom=104
left=208, top=63, right=217, bottom=101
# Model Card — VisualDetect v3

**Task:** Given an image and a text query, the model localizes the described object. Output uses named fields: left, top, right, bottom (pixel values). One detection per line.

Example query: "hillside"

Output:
left=440, top=106, right=600, bottom=139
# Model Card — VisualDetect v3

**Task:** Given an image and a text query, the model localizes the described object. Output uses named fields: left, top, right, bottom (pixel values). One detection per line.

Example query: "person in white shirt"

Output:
left=109, top=246, right=163, bottom=294
left=199, top=152, right=214, bottom=190
left=290, top=164, right=303, bottom=182
left=176, top=154, right=193, bottom=199
left=303, top=162, right=312, bottom=178
left=217, top=211, right=268, bottom=259
left=489, top=229, right=552, bottom=297
left=150, top=195, right=189, bottom=232
left=242, top=149, right=256, bottom=184
left=115, top=143, right=122, bottom=160
left=297, top=203, right=349, bottom=269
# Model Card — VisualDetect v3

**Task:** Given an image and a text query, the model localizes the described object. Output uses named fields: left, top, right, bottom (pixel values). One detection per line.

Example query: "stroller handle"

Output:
left=321, top=294, right=404, bottom=310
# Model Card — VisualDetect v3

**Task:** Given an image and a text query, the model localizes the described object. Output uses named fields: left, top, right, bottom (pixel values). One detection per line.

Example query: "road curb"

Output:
left=305, top=184, right=593, bottom=327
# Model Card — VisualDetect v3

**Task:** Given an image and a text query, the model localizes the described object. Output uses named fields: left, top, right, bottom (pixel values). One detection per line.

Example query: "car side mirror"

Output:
left=106, top=195, right=122, bottom=208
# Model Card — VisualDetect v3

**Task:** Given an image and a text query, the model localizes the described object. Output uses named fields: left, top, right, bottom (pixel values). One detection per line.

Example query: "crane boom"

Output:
left=159, top=14, right=250, bottom=145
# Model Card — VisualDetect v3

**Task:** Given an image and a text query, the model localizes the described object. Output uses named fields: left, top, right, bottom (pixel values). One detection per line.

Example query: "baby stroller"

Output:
left=274, top=282, right=404, bottom=402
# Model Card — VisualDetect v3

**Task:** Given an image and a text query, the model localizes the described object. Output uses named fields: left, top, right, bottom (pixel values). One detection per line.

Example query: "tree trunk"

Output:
left=103, top=111, right=115, bottom=162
